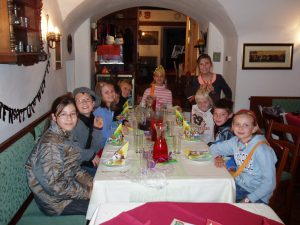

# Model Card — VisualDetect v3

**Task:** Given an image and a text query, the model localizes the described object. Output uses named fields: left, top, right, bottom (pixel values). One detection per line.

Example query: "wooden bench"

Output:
left=0, top=113, right=86, bottom=225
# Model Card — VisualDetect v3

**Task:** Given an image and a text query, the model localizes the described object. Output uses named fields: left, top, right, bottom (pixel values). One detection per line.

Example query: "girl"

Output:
left=210, top=109, right=277, bottom=204
left=114, top=79, right=133, bottom=120
left=191, top=88, right=214, bottom=143
left=94, top=81, right=118, bottom=148
left=25, top=95, right=93, bottom=216
left=185, top=54, right=232, bottom=104
left=141, top=65, right=172, bottom=110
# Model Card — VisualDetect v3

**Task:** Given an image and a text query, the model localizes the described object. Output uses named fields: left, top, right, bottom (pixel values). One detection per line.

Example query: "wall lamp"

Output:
left=46, top=14, right=61, bottom=49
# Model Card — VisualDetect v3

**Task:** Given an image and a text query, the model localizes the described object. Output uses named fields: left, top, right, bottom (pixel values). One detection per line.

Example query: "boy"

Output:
left=209, top=98, right=234, bottom=145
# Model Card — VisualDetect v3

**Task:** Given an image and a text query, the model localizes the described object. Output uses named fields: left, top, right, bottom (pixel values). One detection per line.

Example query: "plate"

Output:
left=103, top=159, right=126, bottom=167
left=184, top=150, right=212, bottom=162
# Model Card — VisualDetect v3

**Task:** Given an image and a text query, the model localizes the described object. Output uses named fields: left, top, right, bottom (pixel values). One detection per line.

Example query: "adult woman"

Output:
left=185, top=54, right=232, bottom=104
left=141, top=65, right=172, bottom=110
left=25, top=95, right=93, bottom=216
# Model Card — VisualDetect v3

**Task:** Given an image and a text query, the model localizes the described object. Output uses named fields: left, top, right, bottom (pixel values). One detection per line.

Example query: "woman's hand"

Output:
left=94, top=116, right=103, bottom=129
left=214, top=156, right=225, bottom=168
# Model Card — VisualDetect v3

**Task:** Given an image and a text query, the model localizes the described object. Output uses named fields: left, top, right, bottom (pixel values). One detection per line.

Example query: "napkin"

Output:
left=175, top=109, right=183, bottom=126
left=105, top=142, right=129, bottom=166
left=108, top=123, right=124, bottom=145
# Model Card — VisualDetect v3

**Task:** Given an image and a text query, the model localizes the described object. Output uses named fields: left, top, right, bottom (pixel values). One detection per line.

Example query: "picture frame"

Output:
left=242, top=43, right=293, bottom=69
left=139, top=31, right=159, bottom=45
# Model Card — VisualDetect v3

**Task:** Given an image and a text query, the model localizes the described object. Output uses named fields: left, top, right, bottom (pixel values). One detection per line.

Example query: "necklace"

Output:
left=237, top=136, right=253, bottom=151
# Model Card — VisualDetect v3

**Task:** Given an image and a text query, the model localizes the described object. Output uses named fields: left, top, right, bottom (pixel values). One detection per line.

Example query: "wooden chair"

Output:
left=266, top=120, right=300, bottom=222
left=268, top=141, right=289, bottom=207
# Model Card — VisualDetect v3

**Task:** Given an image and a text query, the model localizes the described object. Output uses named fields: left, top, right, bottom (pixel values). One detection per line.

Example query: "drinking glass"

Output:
left=134, top=133, right=144, bottom=153
left=173, top=135, right=181, bottom=154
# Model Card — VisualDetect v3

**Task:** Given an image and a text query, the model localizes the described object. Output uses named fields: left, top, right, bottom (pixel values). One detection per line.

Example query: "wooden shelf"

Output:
left=0, top=0, right=44, bottom=66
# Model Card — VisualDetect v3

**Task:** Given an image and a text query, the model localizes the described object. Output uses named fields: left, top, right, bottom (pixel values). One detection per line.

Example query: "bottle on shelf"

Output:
left=12, top=4, right=20, bottom=25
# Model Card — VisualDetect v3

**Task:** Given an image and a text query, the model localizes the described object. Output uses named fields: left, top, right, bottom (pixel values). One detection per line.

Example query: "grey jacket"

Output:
left=25, top=122, right=93, bottom=215
left=72, top=118, right=103, bottom=161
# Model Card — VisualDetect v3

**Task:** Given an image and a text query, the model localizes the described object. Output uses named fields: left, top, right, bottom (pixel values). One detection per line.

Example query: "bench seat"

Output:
left=17, top=201, right=86, bottom=225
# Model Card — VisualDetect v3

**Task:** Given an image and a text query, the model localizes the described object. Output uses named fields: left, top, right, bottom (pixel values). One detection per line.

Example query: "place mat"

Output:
left=100, top=202, right=283, bottom=225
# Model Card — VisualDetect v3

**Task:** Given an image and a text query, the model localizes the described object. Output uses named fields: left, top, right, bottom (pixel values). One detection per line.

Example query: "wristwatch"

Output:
left=244, top=197, right=251, bottom=203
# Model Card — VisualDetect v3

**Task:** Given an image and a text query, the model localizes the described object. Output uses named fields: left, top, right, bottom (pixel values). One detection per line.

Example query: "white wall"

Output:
left=73, top=18, right=92, bottom=88
left=207, top=23, right=224, bottom=75
left=0, top=0, right=66, bottom=143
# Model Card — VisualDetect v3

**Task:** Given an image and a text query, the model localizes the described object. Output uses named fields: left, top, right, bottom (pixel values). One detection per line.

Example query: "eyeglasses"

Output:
left=75, top=98, right=92, bottom=104
left=58, top=112, right=77, bottom=120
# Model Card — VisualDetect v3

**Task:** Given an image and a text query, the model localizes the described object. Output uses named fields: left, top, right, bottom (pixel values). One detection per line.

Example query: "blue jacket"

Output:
left=93, top=106, right=117, bottom=148
left=210, top=135, right=277, bottom=203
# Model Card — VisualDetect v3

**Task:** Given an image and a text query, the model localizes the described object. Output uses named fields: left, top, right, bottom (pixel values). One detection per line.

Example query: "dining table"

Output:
left=88, top=202, right=283, bottom=225
left=86, top=119, right=236, bottom=220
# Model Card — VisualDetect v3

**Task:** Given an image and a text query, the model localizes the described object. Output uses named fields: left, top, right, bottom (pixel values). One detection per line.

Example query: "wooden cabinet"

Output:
left=0, top=0, right=46, bottom=66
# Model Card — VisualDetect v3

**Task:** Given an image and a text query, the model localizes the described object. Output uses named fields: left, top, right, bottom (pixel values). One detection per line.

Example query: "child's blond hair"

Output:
left=194, top=88, right=214, bottom=107
left=153, top=65, right=165, bottom=76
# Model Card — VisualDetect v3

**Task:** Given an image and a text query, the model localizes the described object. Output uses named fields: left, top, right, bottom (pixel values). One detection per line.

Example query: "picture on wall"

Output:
left=242, top=43, right=293, bottom=69
left=139, top=31, right=159, bottom=45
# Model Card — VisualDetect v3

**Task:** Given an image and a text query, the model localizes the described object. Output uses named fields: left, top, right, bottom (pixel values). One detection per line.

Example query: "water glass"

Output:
left=173, top=135, right=181, bottom=154
left=134, top=133, right=144, bottom=153
left=167, top=120, right=174, bottom=137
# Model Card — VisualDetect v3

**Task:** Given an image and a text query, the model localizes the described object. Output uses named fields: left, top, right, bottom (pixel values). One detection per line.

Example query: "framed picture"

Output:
left=242, top=43, right=293, bottom=69
left=139, top=31, right=159, bottom=45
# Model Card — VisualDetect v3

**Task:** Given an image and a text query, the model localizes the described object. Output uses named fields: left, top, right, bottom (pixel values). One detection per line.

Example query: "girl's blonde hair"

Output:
left=95, top=81, right=117, bottom=110
left=153, top=65, right=165, bottom=77
left=194, top=88, right=213, bottom=107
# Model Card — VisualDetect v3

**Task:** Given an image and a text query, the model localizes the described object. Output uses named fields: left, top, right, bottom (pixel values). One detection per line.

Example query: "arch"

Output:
left=63, top=0, right=237, bottom=97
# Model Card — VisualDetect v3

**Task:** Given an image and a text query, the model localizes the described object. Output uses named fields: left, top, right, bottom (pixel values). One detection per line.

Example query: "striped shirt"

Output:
left=141, top=85, right=172, bottom=109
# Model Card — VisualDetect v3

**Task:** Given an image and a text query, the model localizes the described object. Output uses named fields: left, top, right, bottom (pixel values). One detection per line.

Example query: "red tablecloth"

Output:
left=286, top=112, right=300, bottom=128
left=100, top=202, right=282, bottom=225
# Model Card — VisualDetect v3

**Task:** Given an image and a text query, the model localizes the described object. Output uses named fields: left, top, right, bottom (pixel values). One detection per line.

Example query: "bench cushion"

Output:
left=17, top=201, right=86, bottom=225
left=0, top=133, right=34, bottom=225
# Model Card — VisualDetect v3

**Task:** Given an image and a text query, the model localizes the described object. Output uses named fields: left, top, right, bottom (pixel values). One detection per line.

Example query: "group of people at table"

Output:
left=25, top=54, right=278, bottom=220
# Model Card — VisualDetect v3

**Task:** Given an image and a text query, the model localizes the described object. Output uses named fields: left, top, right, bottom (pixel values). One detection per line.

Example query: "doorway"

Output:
left=162, top=27, right=186, bottom=72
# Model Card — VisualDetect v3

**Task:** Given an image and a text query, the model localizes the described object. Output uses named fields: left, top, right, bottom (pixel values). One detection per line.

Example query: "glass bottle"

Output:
left=12, top=4, right=20, bottom=25
left=152, top=121, right=168, bottom=163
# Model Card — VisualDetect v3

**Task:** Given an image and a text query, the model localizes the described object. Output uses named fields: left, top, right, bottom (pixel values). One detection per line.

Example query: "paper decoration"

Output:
left=0, top=59, right=50, bottom=124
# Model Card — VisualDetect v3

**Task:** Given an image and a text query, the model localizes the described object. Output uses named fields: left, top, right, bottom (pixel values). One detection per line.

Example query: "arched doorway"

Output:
left=63, top=0, right=238, bottom=100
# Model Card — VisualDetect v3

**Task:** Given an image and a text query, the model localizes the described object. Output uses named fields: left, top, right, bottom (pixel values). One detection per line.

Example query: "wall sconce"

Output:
left=46, top=14, right=61, bottom=49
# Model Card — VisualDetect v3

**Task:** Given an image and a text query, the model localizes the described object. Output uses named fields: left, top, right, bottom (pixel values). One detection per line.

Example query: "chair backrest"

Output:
left=266, top=120, right=300, bottom=178
left=268, top=141, right=289, bottom=206
left=262, top=109, right=284, bottom=136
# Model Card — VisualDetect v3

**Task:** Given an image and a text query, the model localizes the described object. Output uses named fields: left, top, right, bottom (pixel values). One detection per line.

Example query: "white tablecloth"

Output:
left=89, top=203, right=283, bottom=225
left=86, top=135, right=236, bottom=220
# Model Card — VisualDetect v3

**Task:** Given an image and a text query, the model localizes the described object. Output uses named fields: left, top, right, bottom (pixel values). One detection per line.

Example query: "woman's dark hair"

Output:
left=51, top=94, right=77, bottom=117
left=197, top=54, right=212, bottom=64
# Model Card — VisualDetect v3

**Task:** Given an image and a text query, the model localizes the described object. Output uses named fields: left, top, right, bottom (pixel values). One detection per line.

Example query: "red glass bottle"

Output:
left=152, top=122, right=168, bottom=163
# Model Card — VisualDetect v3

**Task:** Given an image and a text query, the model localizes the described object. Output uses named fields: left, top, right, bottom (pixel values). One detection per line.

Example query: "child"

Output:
left=191, top=88, right=214, bottom=143
left=210, top=109, right=277, bottom=204
left=25, top=95, right=92, bottom=215
left=73, top=87, right=104, bottom=176
left=114, top=79, right=133, bottom=120
left=141, top=65, right=172, bottom=110
left=211, top=98, right=234, bottom=144
left=94, top=81, right=118, bottom=148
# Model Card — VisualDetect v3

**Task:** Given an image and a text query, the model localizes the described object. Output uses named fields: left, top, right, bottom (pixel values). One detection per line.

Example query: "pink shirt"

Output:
left=141, top=85, right=172, bottom=109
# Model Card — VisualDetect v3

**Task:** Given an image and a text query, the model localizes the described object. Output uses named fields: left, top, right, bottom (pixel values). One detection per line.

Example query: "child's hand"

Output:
left=214, top=156, right=225, bottom=167
left=94, top=116, right=103, bottom=129
left=92, top=155, right=100, bottom=167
